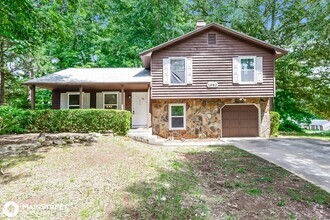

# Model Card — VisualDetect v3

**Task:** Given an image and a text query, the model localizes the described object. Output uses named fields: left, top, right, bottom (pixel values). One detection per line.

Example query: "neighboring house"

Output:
left=301, top=120, right=330, bottom=131
left=24, top=21, right=288, bottom=138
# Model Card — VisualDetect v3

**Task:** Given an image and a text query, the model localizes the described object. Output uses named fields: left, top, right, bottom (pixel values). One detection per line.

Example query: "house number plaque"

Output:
left=207, top=81, right=218, bottom=88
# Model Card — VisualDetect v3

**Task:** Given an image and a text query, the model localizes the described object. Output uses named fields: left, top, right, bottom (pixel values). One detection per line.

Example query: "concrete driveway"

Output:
left=227, top=138, right=330, bottom=192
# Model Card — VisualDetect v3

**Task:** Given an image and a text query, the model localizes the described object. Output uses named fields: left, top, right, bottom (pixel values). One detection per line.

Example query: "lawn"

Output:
left=279, top=130, right=330, bottom=141
left=0, top=135, right=329, bottom=219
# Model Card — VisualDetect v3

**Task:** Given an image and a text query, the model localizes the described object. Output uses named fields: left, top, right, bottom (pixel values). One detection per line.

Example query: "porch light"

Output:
left=235, top=98, right=245, bottom=103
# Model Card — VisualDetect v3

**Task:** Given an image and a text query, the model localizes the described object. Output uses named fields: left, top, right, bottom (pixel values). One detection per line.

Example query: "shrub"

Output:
left=0, top=106, right=131, bottom=135
left=270, top=111, right=280, bottom=137
left=279, top=119, right=303, bottom=132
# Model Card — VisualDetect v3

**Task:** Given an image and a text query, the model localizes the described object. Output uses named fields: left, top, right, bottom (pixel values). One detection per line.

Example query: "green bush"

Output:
left=270, top=111, right=280, bottom=137
left=0, top=106, right=131, bottom=135
left=279, top=119, right=303, bottom=132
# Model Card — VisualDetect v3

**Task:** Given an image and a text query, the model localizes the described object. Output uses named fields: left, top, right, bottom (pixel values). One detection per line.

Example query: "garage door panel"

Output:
left=240, top=120, right=249, bottom=128
left=222, top=105, right=258, bottom=137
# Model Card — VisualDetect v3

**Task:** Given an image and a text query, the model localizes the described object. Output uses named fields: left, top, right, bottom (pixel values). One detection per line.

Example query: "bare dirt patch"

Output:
left=184, top=146, right=330, bottom=219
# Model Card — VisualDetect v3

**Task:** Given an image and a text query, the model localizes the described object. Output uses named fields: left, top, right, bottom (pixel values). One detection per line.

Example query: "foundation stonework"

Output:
left=151, top=98, right=271, bottom=139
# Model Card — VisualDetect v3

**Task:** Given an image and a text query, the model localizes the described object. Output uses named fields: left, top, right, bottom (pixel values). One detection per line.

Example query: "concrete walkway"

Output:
left=226, top=138, right=330, bottom=193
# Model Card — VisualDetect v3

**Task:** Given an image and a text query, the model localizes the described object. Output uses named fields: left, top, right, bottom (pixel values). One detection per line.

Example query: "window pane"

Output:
left=241, top=58, right=255, bottom=82
left=241, top=70, right=255, bottom=82
left=172, top=117, right=184, bottom=128
left=104, top=94, right=117, bottom=104
left=241, top=59, right=254, bottom=70
left=69, top=95, right=80, bottom=105
left=171, top=106, right=184, bottom=116
left=170, top=59, right=186, bottom=84
left=69, top=106, right=80, bottom=109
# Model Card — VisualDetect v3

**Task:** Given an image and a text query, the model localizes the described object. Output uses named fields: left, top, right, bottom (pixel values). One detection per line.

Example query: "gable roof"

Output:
left=140, top=23, right=288, bottom=67
left=310, top=120, right=330, bottom=127
left=23, top=68, right=151, bottom=88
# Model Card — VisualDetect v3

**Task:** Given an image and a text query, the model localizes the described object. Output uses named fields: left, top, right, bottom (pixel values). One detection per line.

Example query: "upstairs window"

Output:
left=233, top=56, right=263, bottom=84
left=103, top=92, right=118, bottom=109
left=208, top=34, right=216, bottom=44
left=240, top=57, right=255, bottom=83
left=68, top=93, right=80, bottom=109
left=169, top=104, right=186, bottom=130
left=163, top=57, right=193, bottom=85
left=170, top=58, right=186, bottom=84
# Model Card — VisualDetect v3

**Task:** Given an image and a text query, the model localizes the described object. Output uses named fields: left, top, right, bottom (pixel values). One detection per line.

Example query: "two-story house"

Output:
left=24, top=21, right=287, bottom=138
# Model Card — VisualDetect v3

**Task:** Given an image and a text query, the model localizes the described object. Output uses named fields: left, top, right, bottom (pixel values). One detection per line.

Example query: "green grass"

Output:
left=277, top=200, right=286, bottom=207
left=280, top=130, right=330, bottom=141
left=246, top=188, right=262, bottom=196
left=286, top=183, right=330, bottom=205
left=0, top=154, right=43, bottom=170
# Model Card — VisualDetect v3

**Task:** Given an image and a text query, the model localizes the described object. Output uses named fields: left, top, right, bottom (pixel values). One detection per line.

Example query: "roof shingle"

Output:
left=24, top=68, right=151, bottom=85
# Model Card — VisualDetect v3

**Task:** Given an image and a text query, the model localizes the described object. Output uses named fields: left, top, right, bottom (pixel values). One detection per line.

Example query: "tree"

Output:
left=1, top=0, right=329, bottom=120
left=0, top=0, right=68, bottom=105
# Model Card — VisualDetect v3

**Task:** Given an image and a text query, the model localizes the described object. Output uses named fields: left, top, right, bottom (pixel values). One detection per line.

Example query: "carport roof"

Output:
left=23, top=68, right=151, bottom=86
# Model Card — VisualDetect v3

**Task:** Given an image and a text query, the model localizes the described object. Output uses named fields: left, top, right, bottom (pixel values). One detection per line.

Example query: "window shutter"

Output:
left=96, top=92, right=103, bottom=109
left=256, top=57, right=263, bottom=83
left=60, top=93, right=68, bottom=109
left=232, top=57, right=239, bottom=83
left=163, top=58, right=170, bottom=84
left=186, top=58, right=193, bottom=84
left=83, top=93, right=90, bottom=109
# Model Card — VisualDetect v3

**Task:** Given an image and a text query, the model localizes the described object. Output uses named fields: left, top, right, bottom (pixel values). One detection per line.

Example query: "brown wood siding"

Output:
left=125, top=91, right=132, bottom=111
left=90, top=92, right=96, bottom=108
left=52, top=90, right=60, bottom=109
left=151, top=28, right=275, bottom=99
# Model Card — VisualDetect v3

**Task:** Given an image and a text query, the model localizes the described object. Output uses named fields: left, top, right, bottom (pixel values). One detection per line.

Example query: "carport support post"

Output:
left=30, top=85, right=36, bottom=110
left=147, top=84, right=151, bottom=127
left=121, top=85, right=124, bottom=110
left=79, top=85, right=83, bottom=109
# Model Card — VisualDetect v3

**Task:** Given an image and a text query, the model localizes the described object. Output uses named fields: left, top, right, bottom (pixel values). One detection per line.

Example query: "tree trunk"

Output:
left=0, top=71, right=4, bottom=106
left=0, top=39, right=5, bottom=105
left=270, top=0, right=276, bottom=31
left=27, top=57, right=35, bottom=102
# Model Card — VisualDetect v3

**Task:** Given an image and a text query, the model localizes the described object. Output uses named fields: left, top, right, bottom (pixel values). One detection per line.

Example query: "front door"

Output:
left=132, top=92, right=148, bottom=128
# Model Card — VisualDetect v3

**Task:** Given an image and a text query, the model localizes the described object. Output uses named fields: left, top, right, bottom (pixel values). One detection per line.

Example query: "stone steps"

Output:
left=127, top=128, right=165, bottom=145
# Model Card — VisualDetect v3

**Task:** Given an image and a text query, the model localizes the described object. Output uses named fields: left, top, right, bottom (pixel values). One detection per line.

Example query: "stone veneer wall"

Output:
left=151, top=98, right=271, bottom=139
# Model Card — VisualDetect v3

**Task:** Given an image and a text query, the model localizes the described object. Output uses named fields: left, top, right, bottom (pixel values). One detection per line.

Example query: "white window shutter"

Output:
left=163, top=58, right=170, bottom=84
left=186, top=58, right=193, bottom=84
left=232, top=57, right=239, bottom=84
left=96, top=92, right=103, bottom=109
left=60, top=93, right=68, bottom=109
left=256, top=57, right=263, bottom=83
left=83, top=93, right=90, bottom=109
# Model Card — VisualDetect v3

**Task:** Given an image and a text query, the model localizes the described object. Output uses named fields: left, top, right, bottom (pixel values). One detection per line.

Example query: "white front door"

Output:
left=132, top=92, right=148, bottom=128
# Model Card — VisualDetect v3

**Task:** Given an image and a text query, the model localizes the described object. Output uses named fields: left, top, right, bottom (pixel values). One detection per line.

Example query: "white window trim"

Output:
left=238, top=56, right=257, bottom=84
left=169, top=103, right=186, bottom=130
left=169, top=57, right=187, bottom=86
left=67, top=92, right=81, bottom=109
left=103, top=92, right=119, bottom=109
